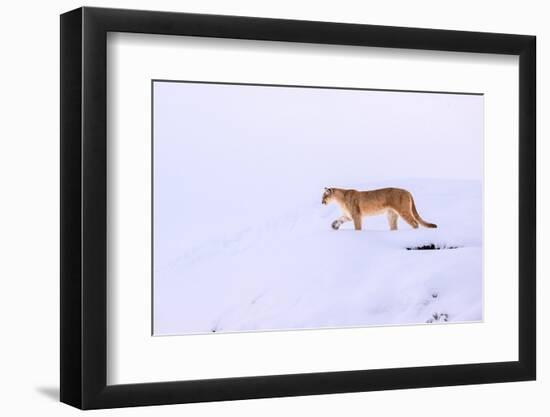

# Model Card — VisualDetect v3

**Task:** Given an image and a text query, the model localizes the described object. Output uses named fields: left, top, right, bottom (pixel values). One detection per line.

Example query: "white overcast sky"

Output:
left=154, top=80, right=483, bottom=184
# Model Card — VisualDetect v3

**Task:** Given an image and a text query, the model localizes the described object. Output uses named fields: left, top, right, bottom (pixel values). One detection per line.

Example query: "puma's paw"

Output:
left=331, top=220, right=341, bottom=230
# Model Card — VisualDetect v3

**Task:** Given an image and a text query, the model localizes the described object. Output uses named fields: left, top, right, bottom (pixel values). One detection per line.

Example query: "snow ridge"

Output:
left=154, top=179, right=482, bottom=335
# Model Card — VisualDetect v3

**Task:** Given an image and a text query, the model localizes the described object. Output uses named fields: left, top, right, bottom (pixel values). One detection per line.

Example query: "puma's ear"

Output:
left=324, top=187, right=328, bottom=191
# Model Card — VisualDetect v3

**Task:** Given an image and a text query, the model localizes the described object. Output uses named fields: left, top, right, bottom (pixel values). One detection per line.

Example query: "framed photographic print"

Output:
left=60, top=6, right=536, bottom=409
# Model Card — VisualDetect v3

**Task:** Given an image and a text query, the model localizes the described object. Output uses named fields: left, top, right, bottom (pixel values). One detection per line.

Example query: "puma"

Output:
left=321, top=187, right=437, bottom=231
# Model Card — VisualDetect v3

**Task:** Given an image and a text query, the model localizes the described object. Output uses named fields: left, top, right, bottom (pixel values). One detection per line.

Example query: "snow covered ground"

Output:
left=152, top=81, right=483, bottom=336
left=153, top=178, right=482, bottom=335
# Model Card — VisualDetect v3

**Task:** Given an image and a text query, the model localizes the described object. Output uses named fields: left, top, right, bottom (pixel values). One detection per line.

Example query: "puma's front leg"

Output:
left=352, top=214, right=362, bottom=231
left=331, top=215, right=351, bottom=230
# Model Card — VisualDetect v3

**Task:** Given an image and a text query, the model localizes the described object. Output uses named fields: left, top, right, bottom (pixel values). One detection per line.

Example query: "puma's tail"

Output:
left=410, top=196, right=437, bottom=228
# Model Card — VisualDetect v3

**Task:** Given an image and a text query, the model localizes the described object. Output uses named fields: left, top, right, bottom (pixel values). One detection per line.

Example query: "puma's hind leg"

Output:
left=387, top=210, right=398, bottom=231
left=398, top=209, right=419, bottom=229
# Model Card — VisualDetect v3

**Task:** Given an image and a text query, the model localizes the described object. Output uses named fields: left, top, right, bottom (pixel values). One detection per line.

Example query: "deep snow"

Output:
left=153, top=178, right=482, bottom=335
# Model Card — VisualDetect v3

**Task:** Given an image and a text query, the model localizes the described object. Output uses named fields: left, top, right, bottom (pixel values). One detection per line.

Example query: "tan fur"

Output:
left=321, top=187, right=437, bottom=231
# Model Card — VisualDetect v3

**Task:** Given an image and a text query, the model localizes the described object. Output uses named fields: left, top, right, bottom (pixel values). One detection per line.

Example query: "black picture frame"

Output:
left=60, top=6, right=536, bottom=410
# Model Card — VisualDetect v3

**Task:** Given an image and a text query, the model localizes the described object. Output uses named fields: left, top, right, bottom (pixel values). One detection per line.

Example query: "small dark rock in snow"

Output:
left=406, top=244, right=460, bottom=251
left=427, top=312, right=449, bottom=323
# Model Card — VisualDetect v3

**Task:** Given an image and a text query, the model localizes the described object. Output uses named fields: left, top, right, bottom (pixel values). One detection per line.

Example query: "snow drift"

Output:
left=153, top=178, right=482, bottom=335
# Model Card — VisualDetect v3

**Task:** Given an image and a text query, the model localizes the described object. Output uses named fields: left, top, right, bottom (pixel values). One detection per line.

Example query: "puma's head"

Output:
left=322, top=187, right=334, bottom=205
